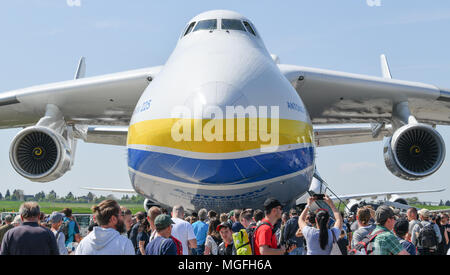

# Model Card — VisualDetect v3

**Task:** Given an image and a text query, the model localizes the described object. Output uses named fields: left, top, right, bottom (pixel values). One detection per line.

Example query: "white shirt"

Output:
left=171, top=217, right=196, bottom=255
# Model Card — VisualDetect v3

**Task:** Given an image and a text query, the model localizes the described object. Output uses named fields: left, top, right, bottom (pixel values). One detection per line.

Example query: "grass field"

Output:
left=0, top=201, right=145, bottom=214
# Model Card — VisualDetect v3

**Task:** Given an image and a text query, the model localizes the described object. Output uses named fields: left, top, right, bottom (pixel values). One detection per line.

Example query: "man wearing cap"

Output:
left=0, top=215, right=14, bottom=248
left=217, top=222, right=237, bottom=255
left=254, top=198, right=293, bottom=255
left=49, top=212, right=68, bottom=255
left=145, top=214, right=178, bottom=255
left=369, top=205, right=409, bottom=255
left=410, top=208, right=442, bottom=255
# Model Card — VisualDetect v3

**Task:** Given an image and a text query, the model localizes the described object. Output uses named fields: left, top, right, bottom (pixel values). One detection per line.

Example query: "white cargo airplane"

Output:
left=1, top=10, right=449, bottom=213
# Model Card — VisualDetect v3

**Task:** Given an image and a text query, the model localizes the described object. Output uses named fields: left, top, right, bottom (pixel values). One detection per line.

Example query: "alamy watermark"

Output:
left=170, top=104, right=280, bottom=153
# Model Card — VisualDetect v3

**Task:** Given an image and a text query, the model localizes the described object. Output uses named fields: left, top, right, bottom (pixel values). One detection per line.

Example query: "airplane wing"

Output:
left=0, top=65, right=163, bottom=130
left=279, top=62, right=450, bottom=132
left=329, top=188, right=445, bottom=201
left=81, top=187, right=137, bottom=194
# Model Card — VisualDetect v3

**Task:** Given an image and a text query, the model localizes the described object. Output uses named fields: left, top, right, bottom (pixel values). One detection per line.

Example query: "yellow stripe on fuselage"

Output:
left=127, top=118, right=313, bottom=154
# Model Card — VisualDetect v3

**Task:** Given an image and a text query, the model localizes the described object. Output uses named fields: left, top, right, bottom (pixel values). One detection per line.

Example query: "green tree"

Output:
left=65, top=192, right=75, bottom=201
left=0, top=192, right=3, bottom=200
left=87, top=192, right=95, bottom=203
left=47, top=190, right=57, bottom=201
left=445, top=200, right=450, bottom=207
left=5, top=189, right=11, bottom=200
left=35, top=191, right=46, bottom=201
left=11, top=189, right=18, bottom=201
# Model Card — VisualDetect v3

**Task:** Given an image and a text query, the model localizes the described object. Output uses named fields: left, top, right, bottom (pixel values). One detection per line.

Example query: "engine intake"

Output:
left=10, top=127, right=72, bottom=182
left=384, top=123, right=445, bottom=180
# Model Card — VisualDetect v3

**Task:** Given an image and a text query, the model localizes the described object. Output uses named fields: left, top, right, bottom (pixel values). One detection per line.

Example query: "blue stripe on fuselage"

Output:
left=127, top=146, right=315, bottom=185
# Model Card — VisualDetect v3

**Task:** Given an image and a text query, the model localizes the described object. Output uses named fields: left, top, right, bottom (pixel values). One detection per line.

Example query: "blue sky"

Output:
left=0, top=0, right=449, bottom=203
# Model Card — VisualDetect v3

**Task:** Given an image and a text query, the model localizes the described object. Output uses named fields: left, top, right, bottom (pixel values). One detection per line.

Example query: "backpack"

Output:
left=417, top=223, right=438, bottom=249
left=348, top=229, right=385, bottom=255
left=233, top=229, right=252, bottom=255
left=58, top=219, right=71, bottom=243
left=169, top=236, right=183, bottom=255
left=249, top=222, right=276, bottom=255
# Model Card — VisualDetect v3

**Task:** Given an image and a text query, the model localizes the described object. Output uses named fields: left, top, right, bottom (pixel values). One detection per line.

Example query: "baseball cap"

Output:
left=227, top=210, right=234, bottom=219
left=216, top=222, right=232, bottom=232
left=263, top=197, right=283, bottom=212
left=154, top=214, right=175, bottom=230
left=375, top=205, right=395, bottom=225
left=418, top=208, right=430, bottom=218
left=49, top=211, right=64, bottom=224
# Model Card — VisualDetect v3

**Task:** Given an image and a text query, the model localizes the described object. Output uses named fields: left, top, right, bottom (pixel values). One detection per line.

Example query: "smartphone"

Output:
left=313, top=194, right=325, bottom=200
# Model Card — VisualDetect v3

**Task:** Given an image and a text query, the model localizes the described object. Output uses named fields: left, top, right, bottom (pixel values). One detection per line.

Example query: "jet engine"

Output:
left=9, top=126, right=72, bottom=182
left=143, top=198, right=160, bottom=212
left=384, top=123, right=445, bottom=180
left=388, top=195, right=408, bottom=205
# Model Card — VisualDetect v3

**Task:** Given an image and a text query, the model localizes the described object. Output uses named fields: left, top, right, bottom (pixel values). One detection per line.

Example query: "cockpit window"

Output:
left=193, top=19, right=217, bottom=32
left=243, top=21, right=256, bottom=36
left=221, top=19, right=246, bottom=31
left=184, top=22, right=196, bottom=36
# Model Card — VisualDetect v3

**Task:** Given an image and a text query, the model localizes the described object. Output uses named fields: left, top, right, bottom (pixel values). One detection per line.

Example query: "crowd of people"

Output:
left=0, top=195, right=449, bottom=255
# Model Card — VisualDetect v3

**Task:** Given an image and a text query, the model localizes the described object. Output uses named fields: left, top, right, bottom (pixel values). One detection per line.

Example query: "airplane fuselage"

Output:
left=126, top=11, right=315, bottom=212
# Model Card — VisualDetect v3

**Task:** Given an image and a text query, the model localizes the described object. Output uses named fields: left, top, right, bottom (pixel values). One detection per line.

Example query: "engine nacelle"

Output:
left=389, top=195, right=408, bottom=205
left=384, top=123, right=445, bottom=180
left=143, top=198, right=160, bottom=212
left=9, top=126, right=72, bottom=182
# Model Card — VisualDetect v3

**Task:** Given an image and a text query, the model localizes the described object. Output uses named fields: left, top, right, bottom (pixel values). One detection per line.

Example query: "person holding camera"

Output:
left=298, top=195, right=343, bottom=255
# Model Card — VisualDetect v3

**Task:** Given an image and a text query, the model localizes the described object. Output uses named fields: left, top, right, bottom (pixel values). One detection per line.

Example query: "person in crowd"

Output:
left=217, top=222, right=237, bottom=255
left=278, top=212, right=289, bottom=246
left=61, top=208, right=81, bottom=251
left=369, top=205, right=409, bottom=255
left=12, top=215, right=22, bottom=227
left=227, top=210, right=236, bottom=226
left=351, top=207, right=376, bottom=248
left=219, top=213, right=228, bottom=224
left=185, top=216, right=192, bottom=224
left=298, top=195, right=342, bottom=255
left=145, top=214, right=177, bottom=255
left=337, top=230, right=348, bottom=255
left=0, top=215, right=14, bottom=246
left=239, top=210, right=254, bottom=230
left=204, top=219, right=222, bottom=255
left=283, top=208, right=304, bottom=255
left=232, top=210, right=245, bottom=233
left=192, top=208, right=208, bottom=255
left=254, top=198, right=294, bottom=255
left=411, top=208, right=442, bottom=255
left=129, top=211, right=146, bottom=252
left=207, top=210, right=217, bottom=224
left=120, top=207, right=133, bottom=238
left=75, top=200, right=134, bottom=255
left=147, top=206, right=162, bottom=242
left=137, top=219, right=151, bottom=255
left=49, top=212, right=68, bottom=255
left=171, top=205, right=197, bottom=255
left=393, top=218, right=416, bottom=255
left=437, top=213, right=449, bottom=255
left=0, top=202, right=59, bottom=255
left=406, top=207, right=420, bottom=241
left=253, top=209, right=264, bottom=226
left=191, top=212, right=198, bottom=224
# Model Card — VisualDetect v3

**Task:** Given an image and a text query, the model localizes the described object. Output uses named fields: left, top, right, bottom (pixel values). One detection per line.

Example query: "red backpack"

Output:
left=170, top=236, right=183, bottom=255
left=348, top=229, right=386, bottom=255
